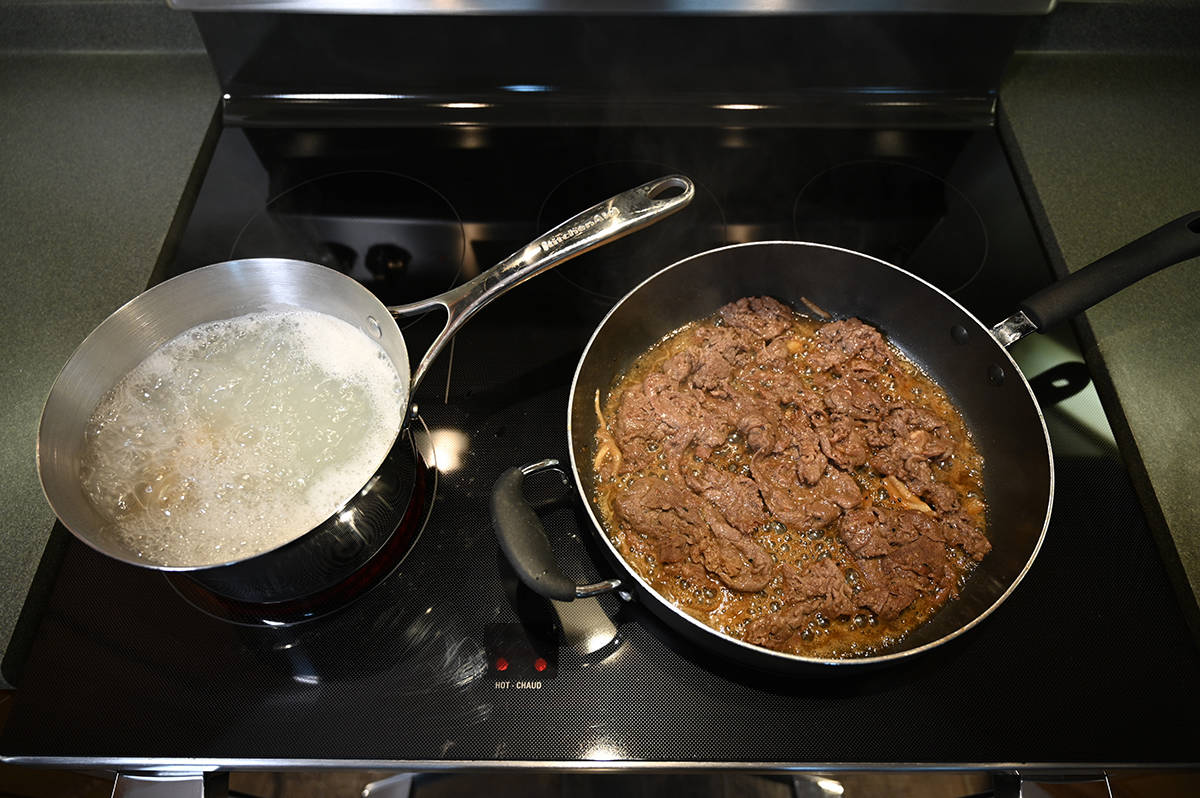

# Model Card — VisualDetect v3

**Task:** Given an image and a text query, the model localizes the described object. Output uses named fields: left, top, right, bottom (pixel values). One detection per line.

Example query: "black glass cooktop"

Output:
left=4, top=120, right=1199, bottom=768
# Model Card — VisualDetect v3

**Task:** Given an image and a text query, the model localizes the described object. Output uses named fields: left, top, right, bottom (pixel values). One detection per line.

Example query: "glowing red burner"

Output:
left=496, top=657, right=509, bottom=672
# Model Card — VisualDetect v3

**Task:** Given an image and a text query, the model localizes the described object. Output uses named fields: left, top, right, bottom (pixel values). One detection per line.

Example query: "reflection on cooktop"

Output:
left=793, top=159, right=988, bottom=296
left=231, top=170, right=467, bottom=308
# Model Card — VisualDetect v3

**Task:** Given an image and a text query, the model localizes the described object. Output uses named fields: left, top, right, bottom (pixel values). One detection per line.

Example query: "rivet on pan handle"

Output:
left=491, top=459, right=622, bottom=602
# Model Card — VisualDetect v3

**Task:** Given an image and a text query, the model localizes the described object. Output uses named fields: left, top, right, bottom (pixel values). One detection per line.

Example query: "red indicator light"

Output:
left=496, top=657, right=508, bottom=672
left=534, top=657, right=548, bottom=672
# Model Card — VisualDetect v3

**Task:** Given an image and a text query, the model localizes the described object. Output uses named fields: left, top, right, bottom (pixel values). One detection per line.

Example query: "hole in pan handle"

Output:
left=994, top=209, right=1200, bottom=346
left=491, top=459, right=622, bottom=602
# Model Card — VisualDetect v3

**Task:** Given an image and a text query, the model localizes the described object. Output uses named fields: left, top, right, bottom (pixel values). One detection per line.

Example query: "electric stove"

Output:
left=3, top=7, right=1199, bottom=774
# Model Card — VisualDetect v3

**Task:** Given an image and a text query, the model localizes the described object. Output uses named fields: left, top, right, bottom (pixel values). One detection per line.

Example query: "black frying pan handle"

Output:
left=1018, top=210, right=1200, bottom=331
left=490, top=460, right=621, bottom=602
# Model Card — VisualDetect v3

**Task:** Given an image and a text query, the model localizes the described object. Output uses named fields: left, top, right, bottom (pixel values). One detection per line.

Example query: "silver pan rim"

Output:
left=567, top=239, right=1054, bottom=668
left=36, top=258, right=414, bottom=573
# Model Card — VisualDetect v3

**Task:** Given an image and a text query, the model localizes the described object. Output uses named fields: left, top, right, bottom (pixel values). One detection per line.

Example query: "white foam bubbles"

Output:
left=79, top=309, right=406, bottom=567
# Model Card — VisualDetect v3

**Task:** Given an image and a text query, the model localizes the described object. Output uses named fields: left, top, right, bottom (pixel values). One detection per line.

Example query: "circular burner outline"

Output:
left=536, top=160, right=728, bottom=301
left=229, top=169, right=467, bottom=330
left=791, top=159, right=990, bottom=296
left=165, top=414, right=439, bottom=628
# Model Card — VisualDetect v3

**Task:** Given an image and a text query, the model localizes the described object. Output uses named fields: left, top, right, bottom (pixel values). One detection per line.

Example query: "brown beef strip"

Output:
left=922, top=482, right=961, bottom=513
left=738, top=410, right=776, bottom=453
left=720, top=384, right=783, bottom=452
left=823, top=379, right=887, bottom=421
left=656, top=532, right=690, bottom=564
left=840, top=508, right=894, bottom=558
left=751, top=453, right=842, bottom=530
left=838, top=507, right=930, bottom=558
left=696, top=504, right=774, bottom=592
left=869, top=448, right=962, bottom=513
left=867, top=402, right=963, bottom=510
left=743, top=558, right=856, bottom=649
left=792, top=424, right=830, bottom=486
left=766, top=411, right=827, bottom=485
left=890, top=536, right=952, bottom=581
left=742, top=367, right=811, bottom=409
left=686, top=324, right=757, bottom=397
left=612, top=476, right=703, bottom=564
left=837, top=505, right=981, bottom=621
left=719, top=296, right=794, bottom=340
left=616, top=364, right=741, bottom=469
left=905, top=427, right=957, bottom=459
left=644, top=373, right=703, bottom=432
left=758, top=336, right=795, bottom=369
left=822, top=469, right=864, bottom=510
left=809, top=318, right=892, bottom=373
left=733, top=384, right=827, bottom=480
left=612, top=382, right=666, bottom=473
left=613, top=476, right=773, bottom=594
left=933, top=511, right=992, bottom=562
left=662, top=350, right=695, bottom=383
left=628, top=374, right=733, bottom=469
left=817, top=416, right=871, bottom=470
left=784, top=556, right=856, bottom=618
left=684, top=463, right=768, bottom=534
left=857, top=584, right=921, bottom=621
left=871, top=405, right=959, bottom=458
left=742, top=612, right=801, bottom=650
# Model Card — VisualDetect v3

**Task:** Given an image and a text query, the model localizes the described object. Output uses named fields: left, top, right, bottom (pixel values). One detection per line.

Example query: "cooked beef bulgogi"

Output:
left=593, top=296, right=988, bottom=658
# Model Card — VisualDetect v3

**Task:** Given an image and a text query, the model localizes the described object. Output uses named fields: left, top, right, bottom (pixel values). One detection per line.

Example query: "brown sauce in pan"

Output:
left=591, top=297, right=988, bottom=659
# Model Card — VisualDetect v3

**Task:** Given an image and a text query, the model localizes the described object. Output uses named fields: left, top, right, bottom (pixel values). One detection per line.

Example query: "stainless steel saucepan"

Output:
left=37, top=176, right=695, bottom=603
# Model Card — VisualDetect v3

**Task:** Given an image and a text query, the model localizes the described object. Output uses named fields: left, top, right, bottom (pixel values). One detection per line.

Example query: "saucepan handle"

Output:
left=491, top=459, right=622, bottom=602
left=392, top=175, right=695, bottom=394
left=993, top=210, right=1200, bottom=345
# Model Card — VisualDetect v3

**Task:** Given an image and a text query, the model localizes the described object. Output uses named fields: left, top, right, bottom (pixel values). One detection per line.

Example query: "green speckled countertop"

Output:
left=0, top=32, right=218, bottom=683
left=1000, top=51, right=1200, bottom=637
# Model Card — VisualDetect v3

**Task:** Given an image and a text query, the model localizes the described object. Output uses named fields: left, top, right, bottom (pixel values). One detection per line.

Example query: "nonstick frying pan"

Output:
left=493, top=210, right=1200, bottom=672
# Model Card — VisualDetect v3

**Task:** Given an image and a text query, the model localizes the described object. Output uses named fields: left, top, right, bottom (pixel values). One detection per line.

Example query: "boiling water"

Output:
left=79, top=310, right=406, bottom=568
